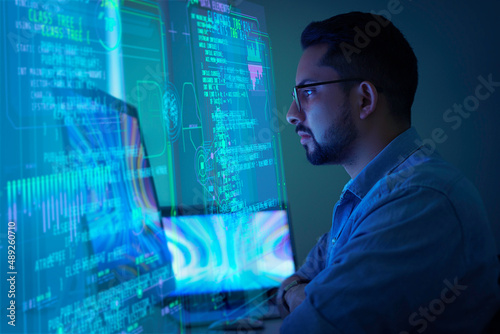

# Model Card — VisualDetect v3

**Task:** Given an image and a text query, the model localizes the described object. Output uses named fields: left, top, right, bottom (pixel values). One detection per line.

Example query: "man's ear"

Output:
left=356, top=81, right=378, bottom=120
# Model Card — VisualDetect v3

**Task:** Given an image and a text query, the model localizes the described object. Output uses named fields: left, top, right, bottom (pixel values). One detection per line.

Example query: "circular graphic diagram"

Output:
left=163, top=83, right=181, bottom=142
left=94, top=0, right=122, bottom=51
left=194, top=147, right=208, bottom=186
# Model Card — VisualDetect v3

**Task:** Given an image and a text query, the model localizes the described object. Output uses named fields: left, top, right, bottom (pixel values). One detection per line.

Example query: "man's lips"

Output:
left=297, top=131, right=312, bottom=144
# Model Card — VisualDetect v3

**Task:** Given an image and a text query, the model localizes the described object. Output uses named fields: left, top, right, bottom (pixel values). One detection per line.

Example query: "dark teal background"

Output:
left=250, top=0, right=500, bottom=264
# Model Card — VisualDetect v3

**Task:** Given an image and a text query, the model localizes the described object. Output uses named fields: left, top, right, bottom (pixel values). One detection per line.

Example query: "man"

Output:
left=277, top=12, right=500, bottom=333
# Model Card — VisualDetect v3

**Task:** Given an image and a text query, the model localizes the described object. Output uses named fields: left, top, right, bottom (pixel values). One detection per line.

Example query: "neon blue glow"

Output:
left=163, top=210, right=294, bottom=294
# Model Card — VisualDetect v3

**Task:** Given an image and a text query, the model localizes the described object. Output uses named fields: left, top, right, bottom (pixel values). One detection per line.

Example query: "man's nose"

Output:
left=286, top=101, right=303, bottom=125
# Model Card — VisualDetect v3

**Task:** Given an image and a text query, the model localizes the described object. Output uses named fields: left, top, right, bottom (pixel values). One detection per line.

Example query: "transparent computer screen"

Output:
left=0, top=0, right=293, bottom=332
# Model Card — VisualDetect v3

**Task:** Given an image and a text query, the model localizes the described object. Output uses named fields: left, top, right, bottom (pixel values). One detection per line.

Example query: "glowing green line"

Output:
left=277, top=132, right=288, bottom=209
left=122, top=54, right=161, bottom=61
left=22, top=178, right=26, bottom=213
left=137, top=80, right=167, bottom=158
left=36, top=177, right=40, bottom=208
left=189, top=131, right=197, bottom=150
left=226, top=59, right=270, bottom=69
left=272, top=135, right=282, bottom=205
left=268, top=40, right=277, bottom=90
left=121, top=43, right=160, bottom=52
left=181, top=82, right=205, bottom=152
left=244, top=87, right=256, bottom=139
left=7, top=182, right=11, bottom=212
left=128, top=0, right=158, bottom=9
left=27, top=178, right=31, bottom=214
left=121, top=8, right=159, bottom=21
left=252, top=31, right=269, bottom=39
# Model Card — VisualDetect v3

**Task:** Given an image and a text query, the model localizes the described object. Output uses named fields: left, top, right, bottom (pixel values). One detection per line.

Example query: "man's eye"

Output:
left=301, top=90, right=314, bottom=98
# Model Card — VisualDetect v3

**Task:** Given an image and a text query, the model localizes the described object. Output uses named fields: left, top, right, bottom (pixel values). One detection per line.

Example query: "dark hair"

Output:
left=301, top=11, right=418, bottom=123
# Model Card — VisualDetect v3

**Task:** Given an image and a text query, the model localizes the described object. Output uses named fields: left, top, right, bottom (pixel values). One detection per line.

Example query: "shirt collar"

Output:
left=344, top=127, right=422, bottom=200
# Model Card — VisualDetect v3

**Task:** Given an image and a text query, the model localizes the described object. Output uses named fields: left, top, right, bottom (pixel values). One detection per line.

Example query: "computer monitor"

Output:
left=58, top=88, right=176, bottom=294
left=161, top=209, right=295, bottom=324
left=163, top=210, right=294, bottom=295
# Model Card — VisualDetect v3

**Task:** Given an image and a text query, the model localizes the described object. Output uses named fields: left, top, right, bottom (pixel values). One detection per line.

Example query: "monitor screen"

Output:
left=0, top=0, right=291, bottom=332
left=59, top=89, right=175, bottom=293
left=163, top=210, right=294, bottom=295
left=162, top=0, right=286, bottom=214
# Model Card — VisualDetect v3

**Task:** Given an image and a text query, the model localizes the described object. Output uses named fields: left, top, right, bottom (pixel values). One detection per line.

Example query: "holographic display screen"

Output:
left=0, top=0, right=290, bottom=332
left=163, top=210, right=294, bottom=295
left=165, top=0, right=286, bottom=215
left=59, top=90, right=175, bottom=293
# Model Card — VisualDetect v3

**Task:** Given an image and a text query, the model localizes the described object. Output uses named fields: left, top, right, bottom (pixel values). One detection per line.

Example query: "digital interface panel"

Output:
left=0, top=0, right=293, bottom=332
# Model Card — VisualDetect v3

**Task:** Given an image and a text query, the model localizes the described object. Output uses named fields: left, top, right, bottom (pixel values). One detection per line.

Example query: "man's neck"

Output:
left=342, top=126, right=410, bottom=179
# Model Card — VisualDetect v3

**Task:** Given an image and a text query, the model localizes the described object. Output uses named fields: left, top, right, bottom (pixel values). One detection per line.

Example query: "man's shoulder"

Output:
left=354, top=148, right=490, bottom=232
left=375, top=149, right=478, bottom=202
left=348, top=148, right=495, bottom=266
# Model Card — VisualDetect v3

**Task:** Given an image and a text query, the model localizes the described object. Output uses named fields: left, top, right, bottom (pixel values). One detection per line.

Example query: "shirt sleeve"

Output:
left=281, top=186, right=500, bottom=334
left=294, top=232, right=329, bottom=280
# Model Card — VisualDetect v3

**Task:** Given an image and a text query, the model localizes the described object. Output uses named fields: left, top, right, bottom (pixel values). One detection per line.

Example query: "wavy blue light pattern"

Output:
left=163, top=210, right=294, bottom=294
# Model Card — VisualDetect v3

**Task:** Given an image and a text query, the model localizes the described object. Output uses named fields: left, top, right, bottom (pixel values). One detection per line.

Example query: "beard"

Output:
left=300, top=101, right=358, bottom=165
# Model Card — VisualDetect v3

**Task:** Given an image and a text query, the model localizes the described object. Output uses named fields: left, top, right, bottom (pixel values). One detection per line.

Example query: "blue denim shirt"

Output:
left=283, top=127, right=500, bottom=334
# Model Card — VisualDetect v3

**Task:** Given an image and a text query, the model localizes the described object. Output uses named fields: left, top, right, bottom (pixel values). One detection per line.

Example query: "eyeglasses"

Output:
left=292, top=78, right=367, bottom=112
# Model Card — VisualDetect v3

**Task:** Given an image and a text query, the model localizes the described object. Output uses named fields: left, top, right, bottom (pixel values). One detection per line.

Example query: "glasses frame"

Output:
left=292, top=78, right=378, bottom=112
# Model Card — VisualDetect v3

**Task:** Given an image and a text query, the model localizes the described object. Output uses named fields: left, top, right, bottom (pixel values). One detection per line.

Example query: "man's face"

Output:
left=287, top=44, right=358, bottom=165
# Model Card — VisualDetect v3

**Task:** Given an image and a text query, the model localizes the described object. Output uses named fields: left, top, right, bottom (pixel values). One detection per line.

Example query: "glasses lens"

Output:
left=293, top=87, right=301, bottom=111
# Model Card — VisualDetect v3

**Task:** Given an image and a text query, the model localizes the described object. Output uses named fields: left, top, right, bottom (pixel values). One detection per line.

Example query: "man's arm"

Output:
left=280, top=186, right=500, bottom=333
left=276, top=274, right=309, bottom=318
left=277, top=232, right=329, bottom=318
left=294, top=232, right=329, bottom=280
